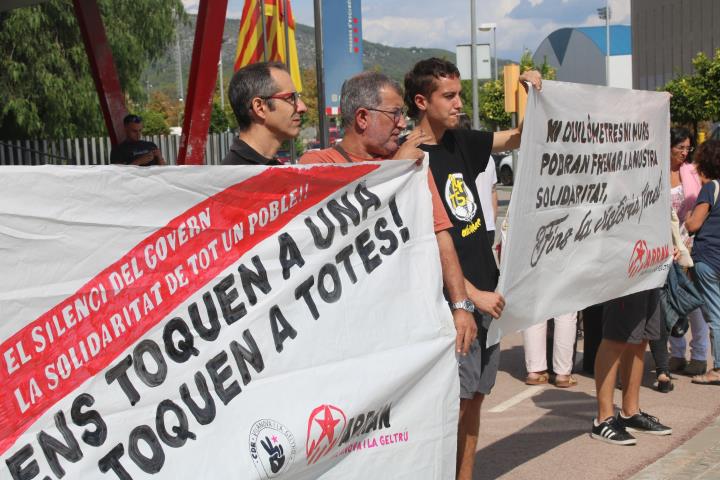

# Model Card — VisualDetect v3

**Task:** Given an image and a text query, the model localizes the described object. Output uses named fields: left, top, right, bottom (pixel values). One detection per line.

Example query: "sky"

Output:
left=182, top=0, right=631, bottom=62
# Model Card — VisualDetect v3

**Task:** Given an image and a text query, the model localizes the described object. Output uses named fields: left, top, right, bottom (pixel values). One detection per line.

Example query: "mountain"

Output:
left=144, top=15, right=459, bottom=94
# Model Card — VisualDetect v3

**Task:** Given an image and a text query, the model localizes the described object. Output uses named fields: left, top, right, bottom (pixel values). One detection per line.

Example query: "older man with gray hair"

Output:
left=299, top=71, right=479, bottom=357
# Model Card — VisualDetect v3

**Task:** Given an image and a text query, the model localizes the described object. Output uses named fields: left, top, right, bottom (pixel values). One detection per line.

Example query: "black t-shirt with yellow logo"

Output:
left=422, top=129, right=498, bottom=294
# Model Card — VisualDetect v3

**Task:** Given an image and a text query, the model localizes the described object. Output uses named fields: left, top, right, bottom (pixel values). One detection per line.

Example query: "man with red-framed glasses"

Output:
left=223, top=62, right=307, bottom=165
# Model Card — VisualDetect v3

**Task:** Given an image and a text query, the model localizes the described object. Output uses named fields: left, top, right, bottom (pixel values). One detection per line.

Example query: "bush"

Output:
left=137, top=109, right=170, bottom=135
left=209, top=101, right=230, bottom=133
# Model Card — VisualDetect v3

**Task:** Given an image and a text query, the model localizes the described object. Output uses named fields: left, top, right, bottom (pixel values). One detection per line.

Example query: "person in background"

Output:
left=110, top=114, right=166, bottom=166
left=685, top=140, right=720, bottom=385
left=457, top=115, right=498, bottom=248
left=666, top=128, right=709, bottom=378
left=523, top=313, right=578, bottom=387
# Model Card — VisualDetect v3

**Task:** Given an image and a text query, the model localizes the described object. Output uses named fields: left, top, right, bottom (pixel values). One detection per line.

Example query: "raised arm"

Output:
left=492, top=70, right=543, bottom=152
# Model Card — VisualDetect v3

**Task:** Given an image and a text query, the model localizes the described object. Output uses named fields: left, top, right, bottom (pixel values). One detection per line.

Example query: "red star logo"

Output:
left=636, top=244, right=645, bottom=261
left=314, top=405, right=341, bottom=445
left=306, top=404, right=347, bottom=464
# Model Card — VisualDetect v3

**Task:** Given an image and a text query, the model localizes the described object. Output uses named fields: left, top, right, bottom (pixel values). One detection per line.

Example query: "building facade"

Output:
left=632, top=0, right=720, bottom=91
left=533, top=25, right=632, bottom=89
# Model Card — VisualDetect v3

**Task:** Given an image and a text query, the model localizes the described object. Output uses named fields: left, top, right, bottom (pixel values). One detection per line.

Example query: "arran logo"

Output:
left=628, top=240, right=670, bottom=278
left=306, top=404, right=347, bottom=465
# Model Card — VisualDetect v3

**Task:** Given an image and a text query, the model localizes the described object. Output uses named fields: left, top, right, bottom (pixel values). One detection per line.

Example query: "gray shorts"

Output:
left=458, top=322, right=500, bottom=399
left=602, top=289, right=662, bottom=344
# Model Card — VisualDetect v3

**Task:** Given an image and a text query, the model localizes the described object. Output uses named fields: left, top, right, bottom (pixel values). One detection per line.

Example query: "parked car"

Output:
left=491, top=151, right=510, bottom=169
left=275, top=150, right=291, bottom=164
left=498, top=154, right=514, bottom=186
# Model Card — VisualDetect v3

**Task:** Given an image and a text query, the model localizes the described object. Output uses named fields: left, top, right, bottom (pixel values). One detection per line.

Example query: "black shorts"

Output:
left=602, top=289, right=662, bottom=344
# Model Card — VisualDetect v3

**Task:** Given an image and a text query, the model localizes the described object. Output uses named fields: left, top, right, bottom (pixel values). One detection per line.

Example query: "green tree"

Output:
left=690, top=49, right=720, bottom=121
left=661, top=49, right=720, bottom=132
left=224, top=102, right=238, bottom=131
left=146, top=90, right=182, bottom=126
left=519, top=49, right=557, bottom=79
left=663, top=75, right=707, bottom=132
left=209, top=101, right=229, bottom=133
left=300, top=67, right=319, bottom=128
left=0, top=0, right=185, bottom=140
left=137, top=109, right=170, bottom=135
left=478, top=80, right=512, bottom=130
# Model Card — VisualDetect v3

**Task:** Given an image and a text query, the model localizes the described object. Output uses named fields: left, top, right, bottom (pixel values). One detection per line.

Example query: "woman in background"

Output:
left=667, top=128, right=709, bottom=377
left=685, top=140, right=720, bottom=384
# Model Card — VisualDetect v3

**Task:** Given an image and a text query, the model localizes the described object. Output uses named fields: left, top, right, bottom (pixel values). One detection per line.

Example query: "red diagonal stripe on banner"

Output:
left=0, top=164, right=377, bottom=456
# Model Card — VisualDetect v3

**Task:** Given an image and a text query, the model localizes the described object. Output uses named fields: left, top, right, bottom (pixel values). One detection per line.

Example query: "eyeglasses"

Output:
left=260, top=91, right=302, bottom=109
left=365, top=107, right=406, bottom=123
left=673, top=145, right=694, bottom=153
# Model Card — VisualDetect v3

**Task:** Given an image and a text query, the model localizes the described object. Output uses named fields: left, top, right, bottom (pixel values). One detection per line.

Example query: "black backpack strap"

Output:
left=332, top=144, right=354, bottom=163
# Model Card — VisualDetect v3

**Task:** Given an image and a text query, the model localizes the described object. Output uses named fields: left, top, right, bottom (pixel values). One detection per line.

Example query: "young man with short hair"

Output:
left=404, top=57, right=540, bottom=479
left=110, top=114, right=166, bottom=166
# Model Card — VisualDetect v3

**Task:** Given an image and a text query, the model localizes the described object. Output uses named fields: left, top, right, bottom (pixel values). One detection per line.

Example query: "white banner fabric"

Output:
left=489, top=81, right=672, bottom=346
left=0, top=161, right=458, bottom=479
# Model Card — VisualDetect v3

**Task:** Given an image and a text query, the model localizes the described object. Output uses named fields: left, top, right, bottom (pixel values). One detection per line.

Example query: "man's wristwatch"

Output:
left=449, top=299, right=475, bottom=313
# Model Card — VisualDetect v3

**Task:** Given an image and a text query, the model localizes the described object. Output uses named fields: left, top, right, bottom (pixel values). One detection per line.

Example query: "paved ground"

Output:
left=475, top=333, right=720, bottom=480
left=470, top=186, right=720, bottom=480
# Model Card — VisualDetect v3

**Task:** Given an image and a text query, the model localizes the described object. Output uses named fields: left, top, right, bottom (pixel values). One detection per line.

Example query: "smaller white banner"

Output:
left=489, top=81, right=672, bottom=346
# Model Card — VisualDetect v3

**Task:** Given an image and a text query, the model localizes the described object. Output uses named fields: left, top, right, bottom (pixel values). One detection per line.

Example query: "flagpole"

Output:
left=259, top=0, right=268, bottom=62
left=282, top=0, right=291, bottom=63
left=283, top=0, right=297, bottom=163
left=313, top=0, right=328, bottom=148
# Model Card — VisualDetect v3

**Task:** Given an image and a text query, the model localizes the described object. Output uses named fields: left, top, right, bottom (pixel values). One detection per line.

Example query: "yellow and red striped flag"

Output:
left=234, top=0, right=302, bottom=92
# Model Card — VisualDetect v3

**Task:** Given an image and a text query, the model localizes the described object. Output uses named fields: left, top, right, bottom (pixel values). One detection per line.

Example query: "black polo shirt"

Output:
left=221, top=137, right=281, bottom=165
left=110, top=140, right=160, bottom=166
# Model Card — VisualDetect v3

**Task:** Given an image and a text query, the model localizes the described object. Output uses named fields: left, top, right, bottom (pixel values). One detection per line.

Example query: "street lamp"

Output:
left=470, top=0, right=479, bottom=129
left=479, top=22, right=497, bottom=81
left=597, top=2, right=611, bottom=86
left=218, top=36, right=229, bottom=110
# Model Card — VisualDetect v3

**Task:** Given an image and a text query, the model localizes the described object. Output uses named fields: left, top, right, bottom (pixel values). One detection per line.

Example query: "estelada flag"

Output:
left=235, top=0, right=302, bottom=92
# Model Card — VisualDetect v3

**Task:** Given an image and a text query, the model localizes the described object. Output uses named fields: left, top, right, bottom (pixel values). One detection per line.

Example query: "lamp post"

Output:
left=597, top=2, right=611, bottom=86
left=218, top=60, right=224, bottom=110
left=479, top=22, right=497, bottom=81
left=470, top=0, right=479, bottom=129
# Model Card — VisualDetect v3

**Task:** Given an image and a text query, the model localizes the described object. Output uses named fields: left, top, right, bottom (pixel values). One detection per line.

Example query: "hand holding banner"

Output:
left=489, top=81, right=672, bottom=346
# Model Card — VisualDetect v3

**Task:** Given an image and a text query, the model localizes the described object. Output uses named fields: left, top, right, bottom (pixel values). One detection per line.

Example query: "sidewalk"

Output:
left=630, top=413, right=720, bottom=479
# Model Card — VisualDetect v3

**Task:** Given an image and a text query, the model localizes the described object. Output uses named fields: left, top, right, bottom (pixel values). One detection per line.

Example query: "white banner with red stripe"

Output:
left=489, top=81, right=672, bottom=346
left=0, top=161, right=458, bottom=479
